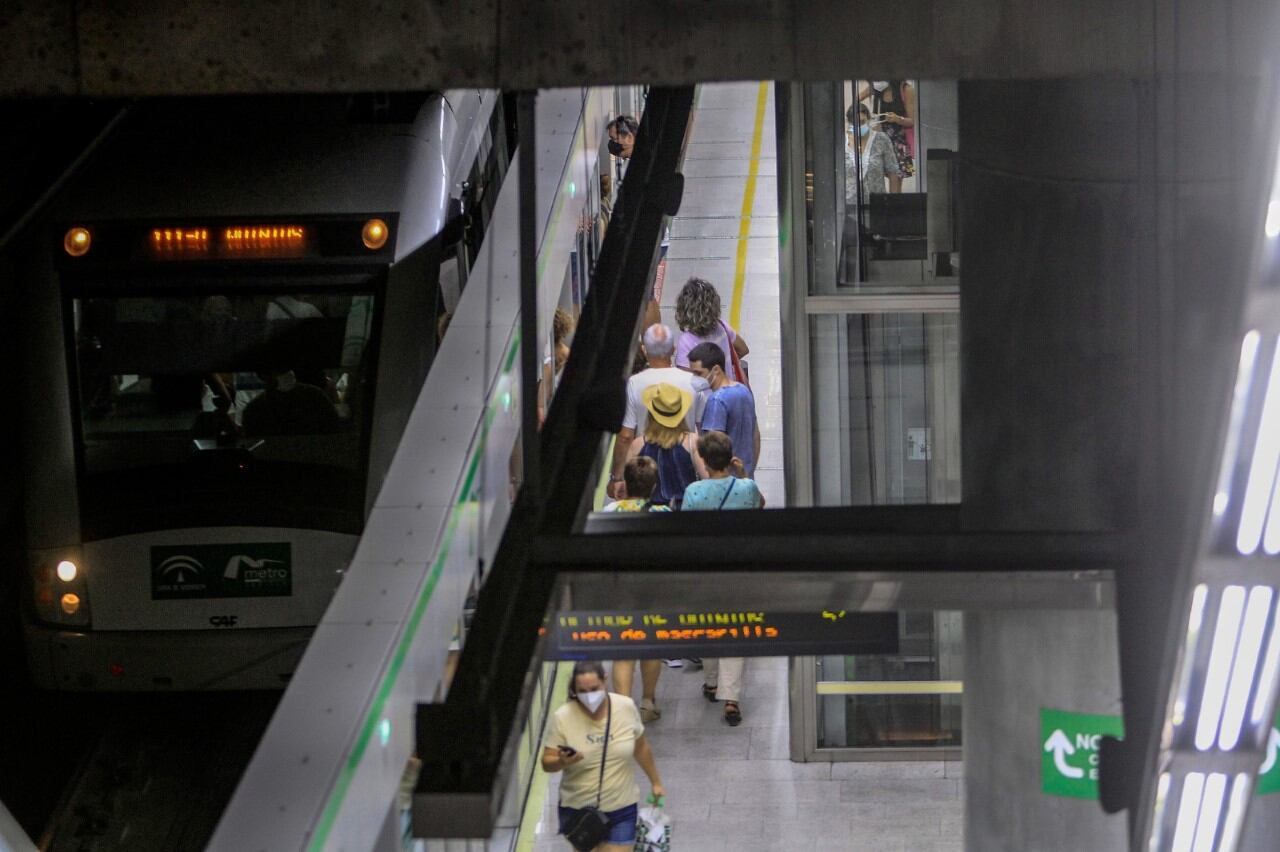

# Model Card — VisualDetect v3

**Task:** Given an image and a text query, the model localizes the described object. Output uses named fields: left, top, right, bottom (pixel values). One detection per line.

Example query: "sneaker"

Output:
left=639, top=698, right=661, bottom=722
left=663, top=659, right=683, bottom=668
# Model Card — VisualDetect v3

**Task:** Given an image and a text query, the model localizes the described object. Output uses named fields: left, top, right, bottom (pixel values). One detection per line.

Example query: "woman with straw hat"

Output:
left=625, top=382, right=706, bottom=509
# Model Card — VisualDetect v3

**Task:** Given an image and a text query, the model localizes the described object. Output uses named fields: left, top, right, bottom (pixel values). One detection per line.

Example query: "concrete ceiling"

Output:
left=0, top=0, right=1266, bottom=98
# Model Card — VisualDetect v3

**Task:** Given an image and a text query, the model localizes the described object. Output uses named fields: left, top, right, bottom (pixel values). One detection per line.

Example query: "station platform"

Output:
left=524, top=81, right=963, bottom=852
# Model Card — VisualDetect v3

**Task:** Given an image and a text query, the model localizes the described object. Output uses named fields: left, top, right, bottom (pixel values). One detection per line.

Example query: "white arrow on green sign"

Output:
left=1041, top=708, right=1124, bottom=799
left=1042, top=708, right=1280, bottom=799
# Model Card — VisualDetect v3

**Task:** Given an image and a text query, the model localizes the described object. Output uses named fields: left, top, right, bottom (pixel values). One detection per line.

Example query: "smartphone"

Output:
left=558, top=745, right=578, bottom=757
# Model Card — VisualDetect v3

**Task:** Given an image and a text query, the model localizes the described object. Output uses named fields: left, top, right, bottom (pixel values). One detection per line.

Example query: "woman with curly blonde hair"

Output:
left=673, top=277, right=749, bottom=382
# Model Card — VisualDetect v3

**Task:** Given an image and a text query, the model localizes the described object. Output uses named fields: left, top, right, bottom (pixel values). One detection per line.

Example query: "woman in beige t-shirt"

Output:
left=541, top=661, right=666, bottom=851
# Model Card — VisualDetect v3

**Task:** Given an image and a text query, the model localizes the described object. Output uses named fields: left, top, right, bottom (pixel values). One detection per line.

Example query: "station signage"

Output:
left=545, top=609, right=899, bottom=660
left=1040, top=708, right=1124, bottom=799
left=1041, top=708, right=1280, bottom=799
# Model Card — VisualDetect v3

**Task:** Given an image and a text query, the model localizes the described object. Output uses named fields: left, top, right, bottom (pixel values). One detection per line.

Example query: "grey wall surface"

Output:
left=958, top=78, right=1146, bottom=532
left=964, top=609, right=1127, bottom=851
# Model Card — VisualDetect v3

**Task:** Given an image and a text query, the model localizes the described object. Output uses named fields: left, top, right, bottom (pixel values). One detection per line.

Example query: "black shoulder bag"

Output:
left=563, top=696, right=613, bottom=852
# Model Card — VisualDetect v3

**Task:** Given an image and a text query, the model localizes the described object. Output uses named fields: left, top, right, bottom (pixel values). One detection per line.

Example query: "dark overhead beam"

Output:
left=535, top=526, right=1130, bottom=573
left=559, top=569, right=1115, bottom=612
left=0, top=0, right=1233, bottom=97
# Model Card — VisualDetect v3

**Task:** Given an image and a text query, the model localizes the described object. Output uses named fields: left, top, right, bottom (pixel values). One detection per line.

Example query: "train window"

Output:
left=70, top=290, right=376, bottom=536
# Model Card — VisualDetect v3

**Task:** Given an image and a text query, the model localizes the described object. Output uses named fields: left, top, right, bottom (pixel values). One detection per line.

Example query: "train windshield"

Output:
left=70, top=289, right=377, bottom=537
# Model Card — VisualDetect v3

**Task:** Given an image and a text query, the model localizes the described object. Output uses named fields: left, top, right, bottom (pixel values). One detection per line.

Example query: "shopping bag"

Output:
left=634, top=800, right=671, bottom=852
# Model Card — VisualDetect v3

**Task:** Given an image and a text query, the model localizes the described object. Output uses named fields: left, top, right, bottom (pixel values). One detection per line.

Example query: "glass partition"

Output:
left=792, top=612, right=963, bottom=760
left=808, top=311, right=960, bottom=505
left=782, top=79, right=961, bottom=507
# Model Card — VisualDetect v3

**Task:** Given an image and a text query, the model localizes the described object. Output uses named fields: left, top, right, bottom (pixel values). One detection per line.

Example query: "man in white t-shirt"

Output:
left=608, top=324, right=705, bottom=499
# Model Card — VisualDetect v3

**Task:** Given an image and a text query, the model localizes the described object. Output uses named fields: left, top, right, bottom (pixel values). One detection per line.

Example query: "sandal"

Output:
left=702, top=683, right=718, bottom=702
left=639, top=698, right=661, bottom=722
left=724, top=702, right=742, bottom=727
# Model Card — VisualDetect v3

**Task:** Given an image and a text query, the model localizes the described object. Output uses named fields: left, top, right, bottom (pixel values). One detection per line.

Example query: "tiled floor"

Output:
left=530, top=82, right=963, bottom=852
left=531, top=658, right=963, bottom=851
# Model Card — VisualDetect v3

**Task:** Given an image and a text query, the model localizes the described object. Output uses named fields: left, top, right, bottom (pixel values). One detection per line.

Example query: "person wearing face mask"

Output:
left=857, top=80, right=916, bottom=191
left=845, top=103, right=900, bottom=207
left=542, top=661, right=666, bottom=851
left=606, top=114, right=638, bottom=166
left=606, top=113, right=664, bottom=329
left=687, top=341, right=761, bottom=477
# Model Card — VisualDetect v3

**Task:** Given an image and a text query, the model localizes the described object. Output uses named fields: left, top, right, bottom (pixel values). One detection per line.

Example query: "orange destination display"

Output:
left=149, top=224, right=309, bottom=259
left=545, top=610, right=899, bottom=660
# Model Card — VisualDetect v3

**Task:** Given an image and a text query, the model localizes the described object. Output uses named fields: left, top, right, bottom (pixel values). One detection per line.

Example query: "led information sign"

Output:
left=149, top=224, right=309, bottom=259
left=546, top=610, right=899, bottom=660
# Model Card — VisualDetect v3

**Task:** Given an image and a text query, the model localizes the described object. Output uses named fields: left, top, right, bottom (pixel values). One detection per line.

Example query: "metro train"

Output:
left=16, top=90, right=523, bottom=689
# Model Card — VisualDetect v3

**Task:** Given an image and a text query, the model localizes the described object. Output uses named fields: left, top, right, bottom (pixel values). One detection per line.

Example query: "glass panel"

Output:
left=72, top=289, right=376, bottom=535
left=806, top=80, right=959, bottom=296
left=808, top=312, right=960, bottom=506
left=817, top=611, right=963, bottom=750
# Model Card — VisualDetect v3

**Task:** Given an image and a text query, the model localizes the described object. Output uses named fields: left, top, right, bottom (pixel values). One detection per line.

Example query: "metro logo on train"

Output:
left=151, top=543, right=292, bottom=600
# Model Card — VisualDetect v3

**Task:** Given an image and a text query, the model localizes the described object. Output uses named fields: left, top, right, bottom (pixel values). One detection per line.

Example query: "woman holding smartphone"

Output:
left=541, top=661, right=666, bottom=851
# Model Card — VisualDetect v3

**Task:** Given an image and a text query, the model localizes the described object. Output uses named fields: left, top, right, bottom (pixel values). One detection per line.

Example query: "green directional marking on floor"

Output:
left=1040, top=708, right=1124, bottom=799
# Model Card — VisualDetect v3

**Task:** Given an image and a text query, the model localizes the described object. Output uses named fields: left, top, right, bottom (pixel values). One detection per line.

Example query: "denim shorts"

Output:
left=558, top=801, right=638, bottom=844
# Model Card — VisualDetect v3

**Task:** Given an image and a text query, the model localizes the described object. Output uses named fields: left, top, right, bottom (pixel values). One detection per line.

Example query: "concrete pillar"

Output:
left=964, top=610, right=1126, bottom=851
left=955, top=77, right=1147, bottom=849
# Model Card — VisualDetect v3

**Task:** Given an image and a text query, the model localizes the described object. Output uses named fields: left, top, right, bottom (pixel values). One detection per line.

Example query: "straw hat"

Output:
left=641, top=382, right=692, bottom=428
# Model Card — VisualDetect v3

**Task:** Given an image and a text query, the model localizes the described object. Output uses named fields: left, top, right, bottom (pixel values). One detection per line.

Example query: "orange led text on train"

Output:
left=152, top=228, right=210, bottom=248
left=223, top=225, right=306, bottom=249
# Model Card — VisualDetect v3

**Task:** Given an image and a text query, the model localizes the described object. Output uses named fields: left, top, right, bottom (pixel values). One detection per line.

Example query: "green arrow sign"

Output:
left=1041, top=709, right=1280, bottom=799
left=1040, top=708, right=1124, bottom=799
left=1258, top=718, right=1280, bottom=795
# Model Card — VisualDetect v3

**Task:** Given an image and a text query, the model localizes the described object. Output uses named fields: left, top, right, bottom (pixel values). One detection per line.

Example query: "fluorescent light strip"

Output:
left=1219, top=587, right=1275, bottom=750
left=1269, top=139, right=1280, bottom=239
left=1264, top=470, right=1280, bottom=554
left=1215, top=331, right=1261, bottom=517
left=1191, top=772, right=1226, bottom=852
left=1237, top=342, right=1280, bottom=555
left=1250, top=600, right=1280, bottom=727
left=1171, top=773, right=1205, bottom=852
left=1215, top=774, right=1251, bottom=852
left=1149, top=772, right=1172, bottom=852
left=1174, top=585, right=1211, bottom=729
left=1197, top=587, right=1247, bottom=751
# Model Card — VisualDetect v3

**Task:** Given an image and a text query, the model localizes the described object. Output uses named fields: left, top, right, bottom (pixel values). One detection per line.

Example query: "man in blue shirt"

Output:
left=686, top=341, right=761, bottom=476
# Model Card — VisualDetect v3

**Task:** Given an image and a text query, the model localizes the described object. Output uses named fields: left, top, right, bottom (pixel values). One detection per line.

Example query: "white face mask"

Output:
left=576, top=689, right=607, bottom=713
left=872, top=81, right=890, bottom=92
left=690, top=376, right=711, bottom=393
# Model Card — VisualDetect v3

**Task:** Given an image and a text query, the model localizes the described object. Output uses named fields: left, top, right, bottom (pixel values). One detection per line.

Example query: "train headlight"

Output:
left=361, top=218, right=389, bottom=250
left=64, top=227, right=92, bottom=257
left=33, top=551, right=90, bottom=627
